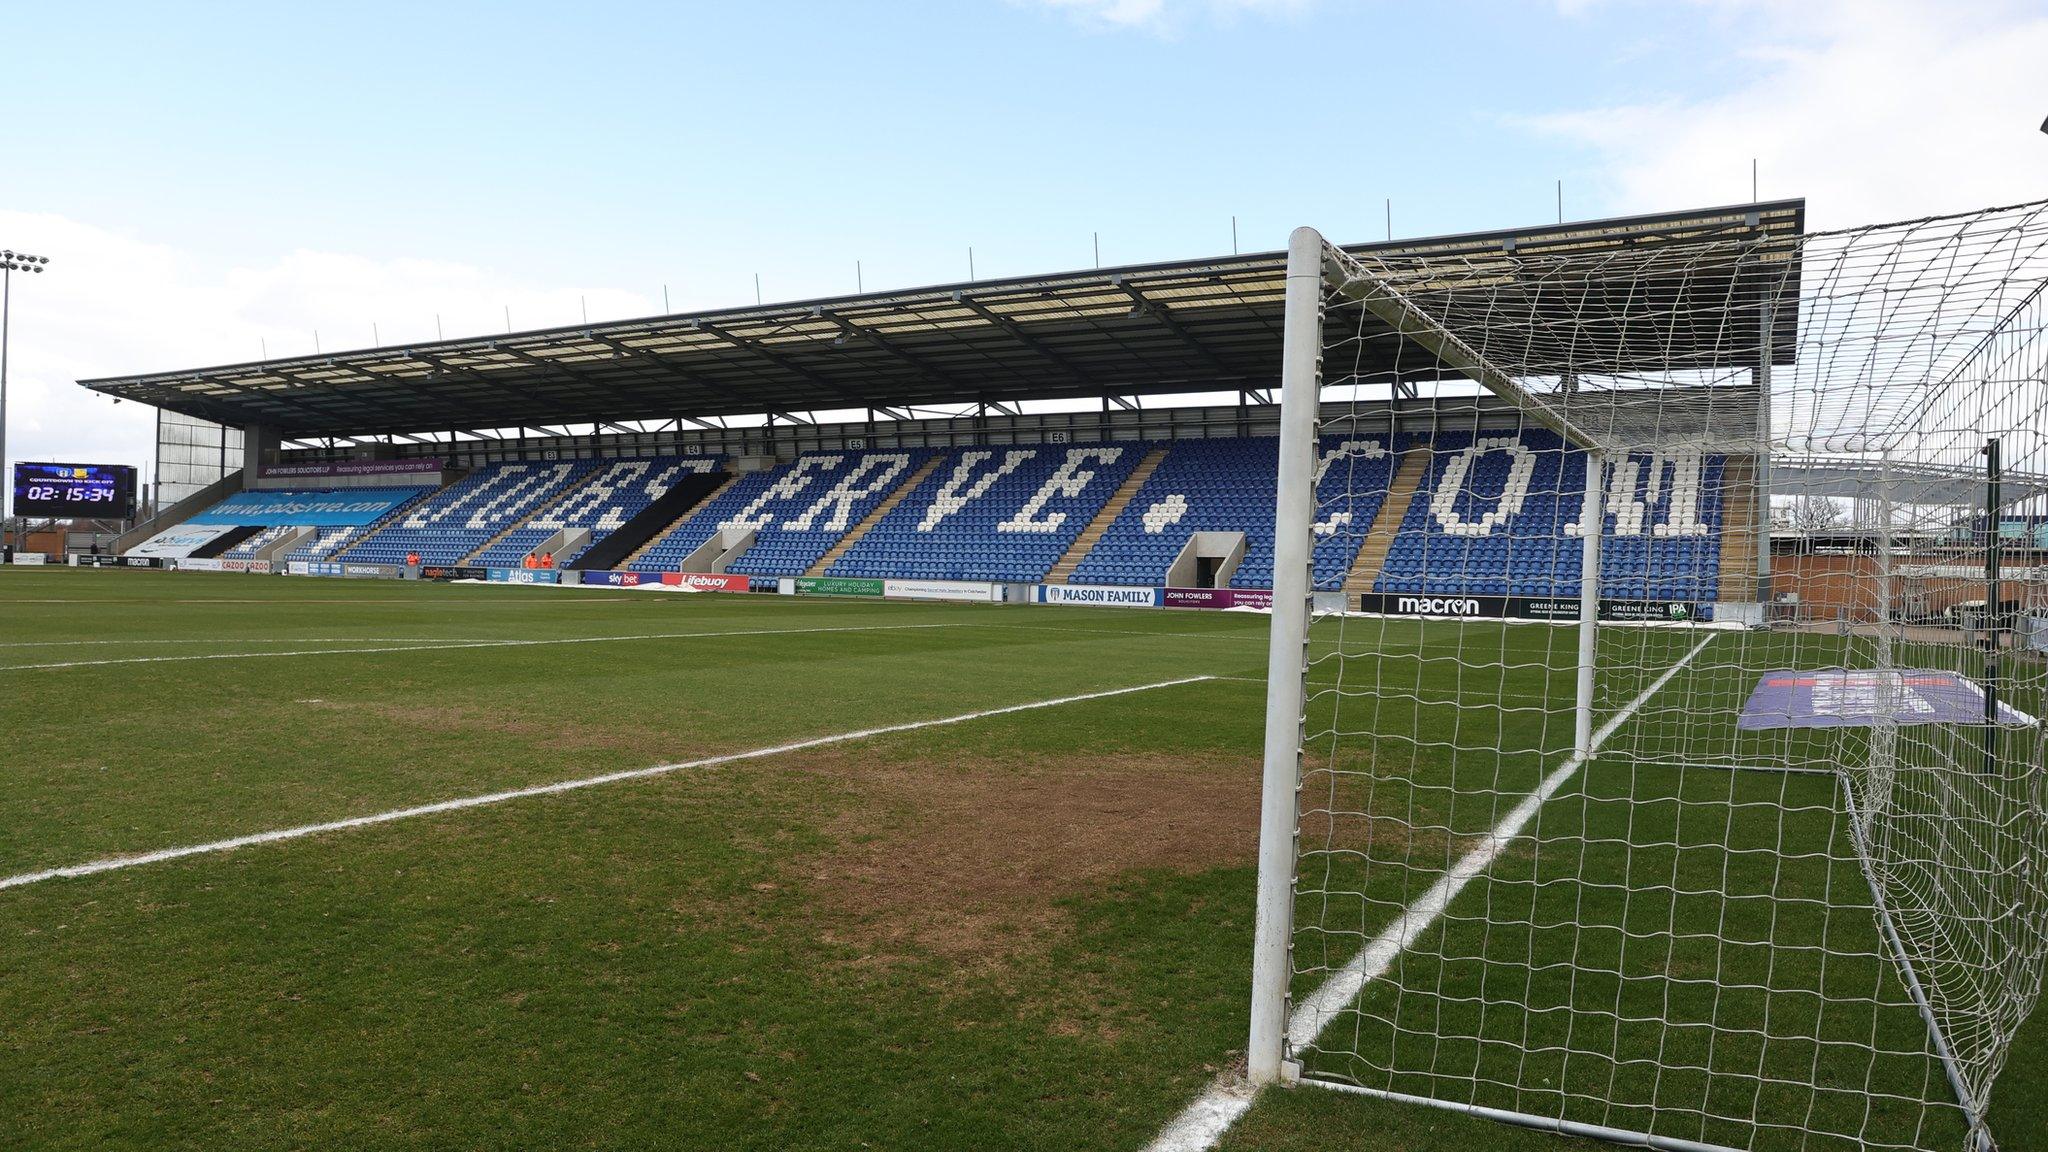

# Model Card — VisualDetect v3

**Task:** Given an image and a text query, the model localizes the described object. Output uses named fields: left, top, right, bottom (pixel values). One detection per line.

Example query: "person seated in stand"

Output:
left=539, top=551, right=555, bottom=569
left=522, top=553, right=538, bottom=570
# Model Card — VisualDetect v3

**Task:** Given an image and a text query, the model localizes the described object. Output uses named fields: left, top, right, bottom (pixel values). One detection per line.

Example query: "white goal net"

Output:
left=1250, top=202, right=2048, bottom=1152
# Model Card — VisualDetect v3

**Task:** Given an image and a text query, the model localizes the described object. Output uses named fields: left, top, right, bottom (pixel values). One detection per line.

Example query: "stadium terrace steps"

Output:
left=189, top=525, right=264, bottom=559
left=574, top=470, right=732, bottom=571
left=824, top=443, right=1146, bottom=583
left=1716, top=455, right=1760, bottom=602
left=1343, top=441, right=1430, bottom=595
left=620, top=473, right=742, bottom=569
left=320, top=488, right=440, bottom=563
left=1371, top=431, right=1728, bottom=601
left=462, top=457, right=726, bottom=570
left=720, top=450, right=941, bottom=581
left=1067, top=436, right=1396, bottom=591
left=344, top=461, right=597, bottom=567
left=458, top=466, right=608, bottom=565
left=221, top=524, right=296, bottom=561
left=255, top=526, right=315, bottom=561
left=1044, top=445, right=1169, bottom=584
left=805, top=455, right=945, bottom=577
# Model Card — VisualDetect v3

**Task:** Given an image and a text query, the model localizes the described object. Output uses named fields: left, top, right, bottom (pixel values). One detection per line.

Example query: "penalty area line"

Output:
left=1144, top=632, right=1717, bottom=1152
left=0, top=674, right=1220, bottom=892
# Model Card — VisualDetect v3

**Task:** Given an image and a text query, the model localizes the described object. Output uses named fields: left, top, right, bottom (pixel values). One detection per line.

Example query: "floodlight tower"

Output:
left=1, top=248, right=52, bottom=548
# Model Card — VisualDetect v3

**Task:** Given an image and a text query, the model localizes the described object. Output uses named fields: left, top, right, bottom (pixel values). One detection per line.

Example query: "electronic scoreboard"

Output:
left=12, top=462, right=138, bottom=519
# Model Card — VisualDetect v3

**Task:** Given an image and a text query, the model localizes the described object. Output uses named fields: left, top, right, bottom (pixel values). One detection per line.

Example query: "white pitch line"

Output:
left=0, top=596, right=642, bottom=605
left=1144, top=632, right=1716, bottom=1152
left=0, top=637, right=487, bottom=649
left=0, top=622, right=978, bottom=671
left=0, top=674, right=1220, bottom=892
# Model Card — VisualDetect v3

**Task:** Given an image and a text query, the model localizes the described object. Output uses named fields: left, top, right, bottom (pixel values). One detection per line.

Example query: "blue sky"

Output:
left=6, top=1, right=1794, bottom=292
left=2, top=0, right=2045, bottom=467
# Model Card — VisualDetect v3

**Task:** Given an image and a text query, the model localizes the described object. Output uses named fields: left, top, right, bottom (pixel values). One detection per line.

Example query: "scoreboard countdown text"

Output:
left=12, top=462, right=139, bottom=519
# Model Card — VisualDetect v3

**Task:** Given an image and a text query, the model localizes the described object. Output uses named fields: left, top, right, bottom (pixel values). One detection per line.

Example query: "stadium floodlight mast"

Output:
left=1, top=248, right=53, bottom=541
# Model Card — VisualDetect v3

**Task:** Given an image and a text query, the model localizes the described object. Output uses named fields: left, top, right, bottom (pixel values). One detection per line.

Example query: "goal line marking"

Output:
left=0, top=622, right=983, bottom=671
left=0, top=675, right=1219, bottom=892
left=0, top=637, right=502, bottom=649
left=1144, top=632, right=1717, bottom=1152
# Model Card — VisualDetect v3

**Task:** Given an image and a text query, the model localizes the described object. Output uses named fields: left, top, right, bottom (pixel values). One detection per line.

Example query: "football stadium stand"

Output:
left=466, top=455, right=720, bottom=568
left=827, top=443, right=1146, bottom=583
left=220, top=524, right=295, bottom=560
left=1370, top=430, right=1726, bottom=601
left=1068, top=436, right=1399, bottom=591
left=285, top=524, right=377, bottom=564
left=628, top=450, right=938, bottom=585
left=171, top=486, right=439, bottom=565
left=85, top=199, right=1797, bottom=622
left=131, top=427, right=1738, bottom=610
left=347, top=462, right=598, bottom=566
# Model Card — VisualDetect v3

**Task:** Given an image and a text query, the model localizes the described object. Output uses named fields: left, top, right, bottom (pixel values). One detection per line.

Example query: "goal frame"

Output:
left=1245, top=223, right=2020, bottom=1152
left=1247, top=224, right=1613, bottom=1087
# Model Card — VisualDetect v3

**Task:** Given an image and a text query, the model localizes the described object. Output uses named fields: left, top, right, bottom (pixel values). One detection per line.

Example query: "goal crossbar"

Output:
left=1324, top=246, right=1603, bottom=452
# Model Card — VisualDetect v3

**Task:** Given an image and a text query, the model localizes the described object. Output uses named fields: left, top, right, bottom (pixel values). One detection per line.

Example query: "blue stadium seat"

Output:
left=1371, top=429, right=1726, bottom=603
left=345, top=462, right=599, bottom=566
left=220, top=524, right=294, bottom=560
left=629, top=449, right=937, bottom=577
left=1069, top=435, right=1396, bottom=591
left=827, top=442, right=1145, bottom=583
left=467, top=456, right=720, bottom=568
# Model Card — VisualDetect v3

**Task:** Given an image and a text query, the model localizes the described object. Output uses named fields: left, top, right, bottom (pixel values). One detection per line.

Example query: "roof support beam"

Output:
left=1109, top=277, right=1240, bottom=378
left=410, top=350, right=558, bottom=429
left=578, top=333, right=756, bottom=409
left=951, top=293, right=1093, bottom=381
left=493, top=344, right=653, bottom=414
left=694, top=320, right=870, bottom=407
left=809, top=308, right=959, bottom=390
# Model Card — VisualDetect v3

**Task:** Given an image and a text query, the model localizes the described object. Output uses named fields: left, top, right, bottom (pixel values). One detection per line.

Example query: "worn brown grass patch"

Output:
left=300, top=699, right=675, bottom=758
left=779, top=749, right=1259, bottom=962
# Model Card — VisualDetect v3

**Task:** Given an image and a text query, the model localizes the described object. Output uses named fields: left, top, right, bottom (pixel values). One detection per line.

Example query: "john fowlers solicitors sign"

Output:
left=260, top=459, right=444, bottom=478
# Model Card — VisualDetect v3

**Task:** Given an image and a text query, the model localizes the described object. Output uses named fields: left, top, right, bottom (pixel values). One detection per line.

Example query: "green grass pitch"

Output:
left=3, top=569, right=2045, bottom=1151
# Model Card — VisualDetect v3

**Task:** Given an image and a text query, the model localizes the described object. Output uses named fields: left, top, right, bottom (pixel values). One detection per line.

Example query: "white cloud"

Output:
left=1024, top=0, right=1307, bottom=33
left=0, top=209, right=655, bottom=486
left=1524, top=0, right=2048, bottom=228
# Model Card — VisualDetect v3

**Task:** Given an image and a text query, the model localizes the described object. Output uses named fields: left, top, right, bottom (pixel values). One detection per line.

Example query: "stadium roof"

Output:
left=80, top=199, right=1805, bottom=439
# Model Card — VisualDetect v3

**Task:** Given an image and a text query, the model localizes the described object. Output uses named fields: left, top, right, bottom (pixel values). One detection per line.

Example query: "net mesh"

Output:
left=1285, top=202, right=2048, bottom=1151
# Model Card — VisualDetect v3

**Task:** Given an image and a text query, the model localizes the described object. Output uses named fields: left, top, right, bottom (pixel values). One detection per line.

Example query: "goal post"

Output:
left=1247, top=226, right=1329, bottom=1084
left=1249, top=202, right=2048, bottom=1152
